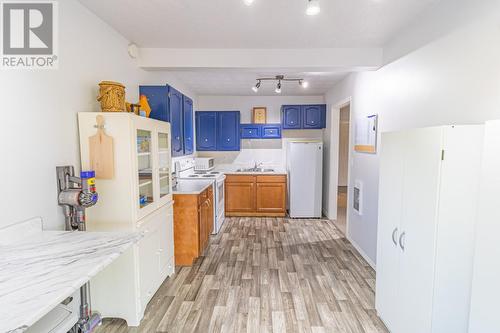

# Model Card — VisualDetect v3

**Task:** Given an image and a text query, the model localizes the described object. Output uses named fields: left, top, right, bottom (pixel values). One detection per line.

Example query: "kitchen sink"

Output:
left=236, top=168, right=274, bottom=172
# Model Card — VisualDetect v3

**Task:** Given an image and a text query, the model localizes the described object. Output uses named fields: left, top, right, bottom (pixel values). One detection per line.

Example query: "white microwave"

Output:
left=194, top=157, right=215, bottom=171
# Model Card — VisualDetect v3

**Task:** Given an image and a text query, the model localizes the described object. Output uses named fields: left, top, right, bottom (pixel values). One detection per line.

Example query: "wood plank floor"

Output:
left=96, top=217, right=388, bottom=333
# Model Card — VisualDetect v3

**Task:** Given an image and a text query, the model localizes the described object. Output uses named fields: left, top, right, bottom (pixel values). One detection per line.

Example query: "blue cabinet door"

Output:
left=282, top=105, right=302, bottom=129
left=302, top=105, right=325, bottom=129
left=139, top=85, right=169, bottom=122
left=240, top=124, right=261, bottom=139
left=182, top=95, right=194, bottom=155
left=169, top=87, right=184, bottom=156
left=261, top=124, right=282, bottom=139
left=217, top=111, right=240, bottom=151
left=196, top=112, right=217, bottom=151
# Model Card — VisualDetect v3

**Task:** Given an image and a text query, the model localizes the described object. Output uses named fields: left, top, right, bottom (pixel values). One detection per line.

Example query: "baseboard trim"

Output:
left=347, top=234, right=376, bottom=270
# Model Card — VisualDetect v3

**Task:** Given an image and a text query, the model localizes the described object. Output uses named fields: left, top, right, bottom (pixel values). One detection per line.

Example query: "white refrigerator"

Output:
left=287, top=141, right=323, bottom=218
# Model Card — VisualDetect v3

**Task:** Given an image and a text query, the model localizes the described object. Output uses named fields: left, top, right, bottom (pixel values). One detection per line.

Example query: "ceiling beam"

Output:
left=137, top=48, right=383, bottom=71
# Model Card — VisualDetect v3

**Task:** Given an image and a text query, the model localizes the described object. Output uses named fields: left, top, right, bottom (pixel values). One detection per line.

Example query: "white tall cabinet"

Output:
left=376, top=125, right=484, bottom=333
left=78, top=113, right=174, bottom=326
left=468, top=120, right=500, bottom=333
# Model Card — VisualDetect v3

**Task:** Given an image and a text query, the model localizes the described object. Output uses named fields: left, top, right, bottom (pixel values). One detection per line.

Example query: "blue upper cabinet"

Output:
left=282, top=105, right=302, bottom=129
left=195, top=112, right=217, bottom=151
left=240, top=124, right=281, bottom=139
left=182, top=96, right=194, bottom=155
left=281, top=104, right=326, bottom=130
left=195, top=111, right=241, bottom=151
left=141, top=85, right=195, bottom=156
left=240, top=124, right=261, bottom=139
left=139, top=86, right=169, bottom=122
left=168, top=87, right=184, bottom=157
left=217, top=111, right=240, bottom=151
left=303, top=105, right=325, bottom=129
left=261, top=124, right=282, bottom=138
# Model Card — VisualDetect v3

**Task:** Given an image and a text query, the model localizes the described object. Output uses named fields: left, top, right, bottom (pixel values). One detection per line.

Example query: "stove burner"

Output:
left=203, top=175, right=215, bottom=178
left=210, top=171, right=220, bottom=174
left=188, top=175, right=199, bottom=178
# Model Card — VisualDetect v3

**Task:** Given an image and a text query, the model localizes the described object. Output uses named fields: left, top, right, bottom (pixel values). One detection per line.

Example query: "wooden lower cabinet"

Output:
left=225, top=174, right=287, bottom=217
left=173, top=185, right=213, bottom=266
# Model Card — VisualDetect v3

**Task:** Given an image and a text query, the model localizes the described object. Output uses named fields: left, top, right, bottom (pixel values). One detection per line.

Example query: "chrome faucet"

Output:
left=253, top=161, right=263, bottom=170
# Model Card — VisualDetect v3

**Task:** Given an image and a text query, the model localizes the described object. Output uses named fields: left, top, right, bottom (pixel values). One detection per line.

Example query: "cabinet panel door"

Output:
left=140, top=85, right=169, bottom=122
left=169, top=87, right=184, bottom=156
left=198, top=202, right=207, bottom=254
left=217, top=111, right=240, bottom=151
left=256, top=182, right=286, bottom=213
left=240, top=124, right=261, bottom=139
left=282, top=105, right=301, bottom=129
left=261, top=124, right=281, bottom=139
left=183, top=95, right=194, bottom=155
left=398, top=127, right=443, bottom=333
left=302, top=105, right=323, bottom=129
left=376, top=131, right=406, bottom=332
left=196, top=112, right=217, bottom=151
left=138, top=225, right=160, bottom=305
left=225, top=182, right=255, bottom=212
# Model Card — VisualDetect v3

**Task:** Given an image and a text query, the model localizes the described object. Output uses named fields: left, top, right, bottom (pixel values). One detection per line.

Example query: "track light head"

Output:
left=300, top=80, right=309, bottom=88
left=244, top=0, right=255, bottom=6
left=275, top=81, right=282, bottom=94
left=252, top=80, right=261, bottom=92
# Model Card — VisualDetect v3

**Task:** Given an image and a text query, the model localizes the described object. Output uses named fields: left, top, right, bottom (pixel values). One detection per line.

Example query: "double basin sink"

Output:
left=235, top=167, right=275, bottom=173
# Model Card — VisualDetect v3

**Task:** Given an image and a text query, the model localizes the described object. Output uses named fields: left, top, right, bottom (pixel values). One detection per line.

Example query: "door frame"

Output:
left=331, top=97, right=353, bottom=237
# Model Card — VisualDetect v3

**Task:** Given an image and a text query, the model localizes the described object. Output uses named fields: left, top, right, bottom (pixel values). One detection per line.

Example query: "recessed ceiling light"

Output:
left=244, top=0, right=255, bottom=6
left=306, top=0, right=320, bottom=15
left=300, top=80, right=309, bottom=88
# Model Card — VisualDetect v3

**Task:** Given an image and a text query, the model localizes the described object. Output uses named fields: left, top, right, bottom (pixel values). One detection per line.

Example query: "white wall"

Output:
left=323, top=2, right=500, bottom=264
left=197, top=95, right=325, bottom=168
left=0, top=0, right=196, bottom=230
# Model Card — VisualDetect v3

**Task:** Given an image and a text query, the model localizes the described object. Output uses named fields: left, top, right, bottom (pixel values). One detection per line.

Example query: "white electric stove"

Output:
left=175, top=159, right=226, bottom=234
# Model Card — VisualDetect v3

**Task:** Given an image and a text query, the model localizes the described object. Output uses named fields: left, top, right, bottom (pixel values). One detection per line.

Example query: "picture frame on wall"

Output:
left=354, top=114, right=378, bottom=153
left=252, top=107, right=267, bottom=124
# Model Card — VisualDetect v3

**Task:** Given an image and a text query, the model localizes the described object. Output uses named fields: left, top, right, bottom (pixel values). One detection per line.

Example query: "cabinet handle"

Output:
left=399, top=232, right=406, bottom=251
left=392, top=228, right=398, bottom=246
left=204, top=138, right=208, bottom=142
left=227, top=138, right=230, bottom=142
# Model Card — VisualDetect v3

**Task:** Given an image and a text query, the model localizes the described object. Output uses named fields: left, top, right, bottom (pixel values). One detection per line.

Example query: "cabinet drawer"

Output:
left=225, top=175, right=256, bottom=183
left=240, top=124, right=261, bottom=138
left=256, top=175, right=286, bottom=183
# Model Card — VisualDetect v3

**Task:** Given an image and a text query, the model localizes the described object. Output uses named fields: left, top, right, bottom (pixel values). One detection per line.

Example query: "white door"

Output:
left=397, top=127, right=443, bottom=333
left=375, top=131, right=406, bottom=331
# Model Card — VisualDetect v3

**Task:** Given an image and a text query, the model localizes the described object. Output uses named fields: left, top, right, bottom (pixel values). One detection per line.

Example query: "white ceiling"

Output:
left=166, top=70, right=350, bottom=95
left=79, top=0, right=437, bottom=49
left=79, top=0, right=438, bottom=95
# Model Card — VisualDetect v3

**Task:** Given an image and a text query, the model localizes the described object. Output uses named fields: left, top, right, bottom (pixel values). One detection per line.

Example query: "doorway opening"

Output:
left=335, top=103, right=350, bottom=234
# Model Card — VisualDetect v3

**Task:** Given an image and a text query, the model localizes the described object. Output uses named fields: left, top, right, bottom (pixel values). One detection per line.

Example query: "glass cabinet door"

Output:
left=158, top=132, right=171, bottom=199
left=137, top=129, right=154, bottom=209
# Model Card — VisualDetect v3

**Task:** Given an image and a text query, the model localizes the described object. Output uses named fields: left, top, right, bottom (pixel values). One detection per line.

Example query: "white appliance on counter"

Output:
left=376, top=125, right=484, bottom=333
left=287, top=141, right=323, bottom=218
left=176, top=158, right=226, bottom=233
left=194, top=157, right=215, bottom=171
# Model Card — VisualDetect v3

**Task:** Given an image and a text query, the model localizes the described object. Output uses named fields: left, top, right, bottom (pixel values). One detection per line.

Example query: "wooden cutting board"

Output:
left=89, top=115, right=114, bottom=179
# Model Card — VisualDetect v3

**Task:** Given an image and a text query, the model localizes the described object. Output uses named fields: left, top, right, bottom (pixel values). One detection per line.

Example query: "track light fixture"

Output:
left=252, top=75, right=308, bottom=94
left=252, top=80, right=261, bottom=92
left=243, top=0, right=255, bottom=6
left=275, top=81, right=282, bottom=94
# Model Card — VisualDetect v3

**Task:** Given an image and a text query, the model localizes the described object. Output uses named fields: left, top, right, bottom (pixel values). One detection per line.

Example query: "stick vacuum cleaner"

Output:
left=56, top=166, right=101, bottom=333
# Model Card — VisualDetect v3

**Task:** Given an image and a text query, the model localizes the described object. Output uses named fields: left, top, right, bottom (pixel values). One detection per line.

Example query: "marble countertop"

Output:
left=0, top=229, right=141, bottom=333
left=172, top=179, right=213, bottom=195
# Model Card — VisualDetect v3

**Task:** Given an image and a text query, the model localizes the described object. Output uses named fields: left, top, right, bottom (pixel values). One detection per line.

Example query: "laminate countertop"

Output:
left=0, top=222, right=141, bottom=333
left=172, top=179, right=213, bottom=195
